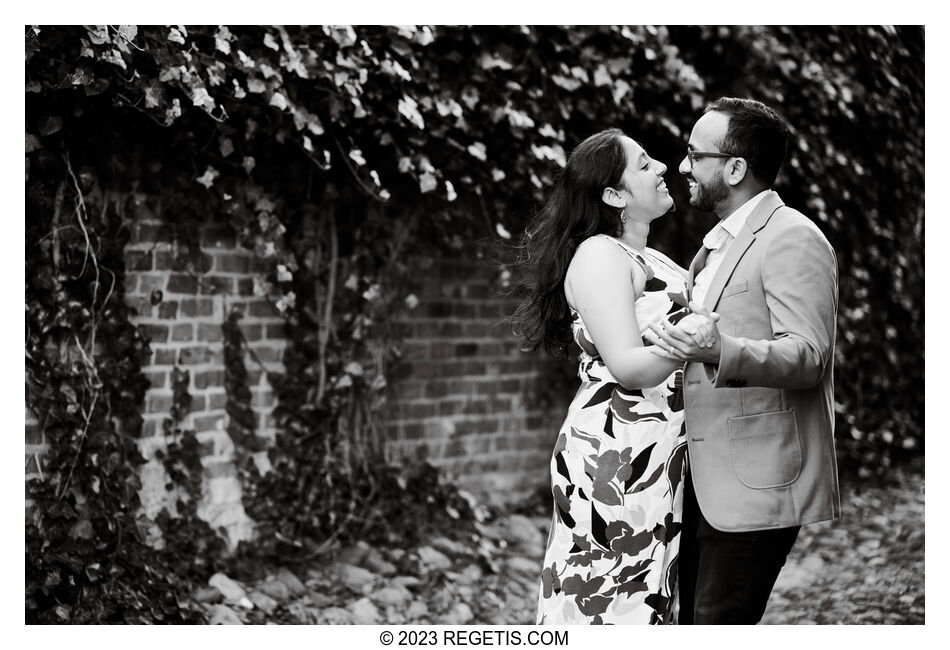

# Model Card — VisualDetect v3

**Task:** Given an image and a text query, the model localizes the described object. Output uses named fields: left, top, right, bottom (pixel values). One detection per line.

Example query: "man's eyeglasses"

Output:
left=686, top=149, right=739, bottom=170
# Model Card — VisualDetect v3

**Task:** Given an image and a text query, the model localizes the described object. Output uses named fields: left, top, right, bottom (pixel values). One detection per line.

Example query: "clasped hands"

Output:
left=644, top=302, right=721, bottom=364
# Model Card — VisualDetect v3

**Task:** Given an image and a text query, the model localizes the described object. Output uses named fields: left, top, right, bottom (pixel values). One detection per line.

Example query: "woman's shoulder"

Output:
left=568, top=234, right=649, bottom=290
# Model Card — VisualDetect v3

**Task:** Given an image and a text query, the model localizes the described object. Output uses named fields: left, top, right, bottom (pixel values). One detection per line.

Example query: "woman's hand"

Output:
left=677, top=311, right=719, bottom=349
left=645, top=303, right=721, bottom=363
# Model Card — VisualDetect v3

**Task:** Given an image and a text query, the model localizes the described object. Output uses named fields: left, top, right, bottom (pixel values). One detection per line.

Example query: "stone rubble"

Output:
left=189, top=475, right=923, bottom=626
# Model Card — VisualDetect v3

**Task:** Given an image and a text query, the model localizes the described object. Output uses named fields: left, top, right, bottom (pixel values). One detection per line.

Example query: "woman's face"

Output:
left=612, top=136, right=674, bottom=221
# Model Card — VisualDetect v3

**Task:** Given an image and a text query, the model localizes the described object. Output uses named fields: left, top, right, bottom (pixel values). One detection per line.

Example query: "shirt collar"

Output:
left=702, top=190, right=770, bottom=249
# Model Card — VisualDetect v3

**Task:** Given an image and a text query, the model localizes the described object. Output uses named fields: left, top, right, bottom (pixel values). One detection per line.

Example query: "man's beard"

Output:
left=692, top=170, right=729, bottom=212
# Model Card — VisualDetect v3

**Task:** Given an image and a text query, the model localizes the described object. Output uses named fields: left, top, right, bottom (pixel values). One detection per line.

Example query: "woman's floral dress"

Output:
left=537, top=235, right=690, bottom=625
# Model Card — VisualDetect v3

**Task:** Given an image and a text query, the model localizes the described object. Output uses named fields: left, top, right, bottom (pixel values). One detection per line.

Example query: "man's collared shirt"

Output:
left=692, top=190, right=770, bottom=307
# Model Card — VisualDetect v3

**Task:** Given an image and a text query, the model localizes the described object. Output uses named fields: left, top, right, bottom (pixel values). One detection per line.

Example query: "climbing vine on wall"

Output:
left=25, top=25, right=923, bottom=621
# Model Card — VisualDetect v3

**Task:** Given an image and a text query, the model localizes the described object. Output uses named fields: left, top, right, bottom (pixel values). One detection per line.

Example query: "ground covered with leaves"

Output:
left=760, top=458, right=924, bottom=624
left=192, top=459, right=923, bottom=625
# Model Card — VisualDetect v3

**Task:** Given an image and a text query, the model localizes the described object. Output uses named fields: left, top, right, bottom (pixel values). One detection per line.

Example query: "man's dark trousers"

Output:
left=677, top=472, right=800, bottom=624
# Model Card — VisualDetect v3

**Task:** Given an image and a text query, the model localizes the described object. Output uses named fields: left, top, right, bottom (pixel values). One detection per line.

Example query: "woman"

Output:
left=513, top=129, right=715, bottom=624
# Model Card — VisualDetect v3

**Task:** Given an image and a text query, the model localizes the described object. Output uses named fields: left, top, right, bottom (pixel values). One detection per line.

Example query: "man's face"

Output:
left=679, top=111, right=732, bottom=213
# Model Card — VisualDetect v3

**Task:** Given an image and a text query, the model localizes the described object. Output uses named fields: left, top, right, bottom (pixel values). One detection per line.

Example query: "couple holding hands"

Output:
left=515, top=97, right=840, bottom=624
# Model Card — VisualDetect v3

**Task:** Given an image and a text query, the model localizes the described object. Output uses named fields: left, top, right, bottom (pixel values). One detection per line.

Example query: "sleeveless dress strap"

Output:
left=595, top=234, right=654, bottom=281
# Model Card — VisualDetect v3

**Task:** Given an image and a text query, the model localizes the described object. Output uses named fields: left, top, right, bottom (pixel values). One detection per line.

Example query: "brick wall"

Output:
left=26, top=210, right=566, bottom=545
left=386, top=257, right=563, bottom=499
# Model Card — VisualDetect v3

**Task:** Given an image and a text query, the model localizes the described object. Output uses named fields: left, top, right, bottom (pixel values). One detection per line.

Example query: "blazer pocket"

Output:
left=721, top=280, right=749, bottom=298
left=728, top=410, right=803, bottom=489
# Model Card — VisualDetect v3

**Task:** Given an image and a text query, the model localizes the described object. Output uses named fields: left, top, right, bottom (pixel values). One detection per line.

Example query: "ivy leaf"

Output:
left=196, top=167, right=219, bottom=189
left=269, top=92, right=289, bottom=111
left=214, top=26, right=233, bottom=54
left=167, top=27, right=185, bottom=45
left=26, top=133, right=42, bottom=153
left=397, top=95, right=425, bottom=129
left=38, top=116, right=63, bottom=136
left=116, top=25, right=138, bottom=43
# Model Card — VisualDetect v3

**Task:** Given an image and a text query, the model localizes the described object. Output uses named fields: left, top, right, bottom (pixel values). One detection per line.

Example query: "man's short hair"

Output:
left=705, top=97, right=789, bottom=187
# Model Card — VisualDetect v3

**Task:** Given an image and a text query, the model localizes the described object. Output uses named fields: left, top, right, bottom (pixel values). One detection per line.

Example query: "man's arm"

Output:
left=646, top=220, right=838, bottom=390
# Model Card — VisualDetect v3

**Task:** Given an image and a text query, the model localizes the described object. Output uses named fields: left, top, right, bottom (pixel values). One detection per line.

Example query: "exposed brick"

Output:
left=240, top=324, right=263, bottom=341
left=189, top=394, right=207, bottom=413
left=237, top=278, right=255, bottom=296
left=452, top=303, right=478, bottom=318
left=462, top=399, right=489, bottom=415
left=499, top=378, right=521, bottom=392
left=421, top=380, right=450, bottom=399
left=147, top=392, right=174, bottom=414
left=125, top=250, right=153, bottom=272
left=139, top=324, right=169, bottom=344
left=424, top=302, right=452, bottom=318
left=153, top=250, right=177, bottom=271
left=200, top=275, right=234, bottom=295
left=438, top=399, right=466, bottom=416
left=463, top=283, right=493, bottom=299
left=406, top=361, right=437, bottom=379
left=438, top=322, right=464, bottom=337
left=193, top=413, right=226, bottom=432
left=201, top=224, right=238, bottom=248
left=453, top=418, right=499, bottom=436
left=167, top=273, right=199, bottom=294
left=195, top=370, right=224, bottom=390
left=171, top=323, right=193, bottom=341
left=158, top=301, right=179, bottom=319
left=198, top=323, right=224, bottom=343
left=124, top=274, right=138, bottom=293
left=266, top=323, right=287, bottom=339
left=402, top=423, right=425, bottom=440
left=215, top=253, right=250, bottom=274
left=178, top=346, right=218, bottom=365
left=141, top=418, right=161, bottom=437
left=207, top=391, right=228, bottom=410
left=248, top=346, right=282, bottom=363
left=455, top=342, right=479, bottom=357
left=463, top=322, right=493, bottom=337
left=180, top=298, right=214, bottom=317
left=249, top=301, right=279, bottom=317
left=151, top=348, right=178, bottom=366
left=429, top=342, right=453, bottom=358
left=144, top=370, right=167, bottom=390
left=135, top=222, right=174, bottom=245
left=138, top=274, right=167, bottom=293
left=408, top=402, right=437, bottom=419
left=126, top=297, right=153, bottom=316
left=500, top=359, right=532, bottom=373
left=396, top=381, right=425, bottom=400
left=412, top=322, right=440, bottom=338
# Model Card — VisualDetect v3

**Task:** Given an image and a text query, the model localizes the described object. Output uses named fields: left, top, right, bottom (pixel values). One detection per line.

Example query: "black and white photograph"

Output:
left=21, top=20, right=929, bottom=632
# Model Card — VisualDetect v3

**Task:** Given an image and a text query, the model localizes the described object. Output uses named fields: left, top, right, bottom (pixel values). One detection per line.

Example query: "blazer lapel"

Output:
left=702, top=191, right=785, bottom=311
left=702, top=226, right=755, bottom=311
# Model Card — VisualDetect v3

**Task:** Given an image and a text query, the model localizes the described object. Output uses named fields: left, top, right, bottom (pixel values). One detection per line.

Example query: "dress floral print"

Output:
left=537, top=235, right=690, bottom=625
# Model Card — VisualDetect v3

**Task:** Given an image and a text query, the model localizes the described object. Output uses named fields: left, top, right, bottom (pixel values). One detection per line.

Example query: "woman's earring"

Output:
left=619, top=209, right=627, bottom=223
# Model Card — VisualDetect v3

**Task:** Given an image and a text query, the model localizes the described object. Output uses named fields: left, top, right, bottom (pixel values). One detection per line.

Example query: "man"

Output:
left=644, top=97, right=840, bottom=624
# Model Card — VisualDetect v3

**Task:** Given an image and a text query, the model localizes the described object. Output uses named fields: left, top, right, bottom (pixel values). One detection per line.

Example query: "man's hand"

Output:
left=645, top=302, right=722, bottom=364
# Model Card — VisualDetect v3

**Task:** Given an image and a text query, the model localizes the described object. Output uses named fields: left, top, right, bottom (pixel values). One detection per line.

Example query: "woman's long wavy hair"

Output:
left=510, top=128, right=629, bottom=358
